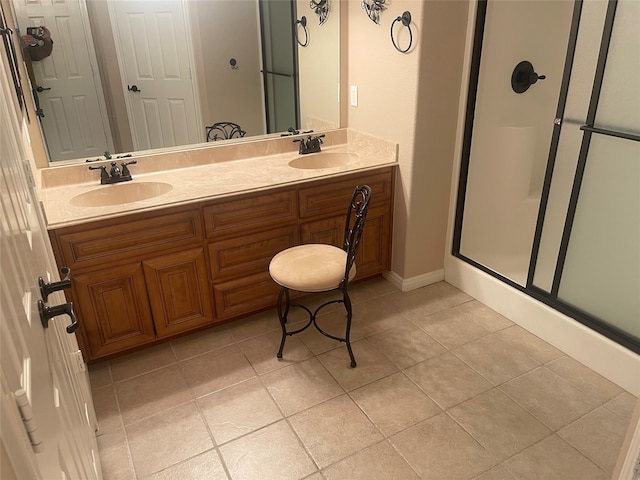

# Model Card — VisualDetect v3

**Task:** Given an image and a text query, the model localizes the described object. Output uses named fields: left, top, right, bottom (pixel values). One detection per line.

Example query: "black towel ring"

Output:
left=391, top=11, right=412, bottom=53
left=295, top=16, right=309, bottom=47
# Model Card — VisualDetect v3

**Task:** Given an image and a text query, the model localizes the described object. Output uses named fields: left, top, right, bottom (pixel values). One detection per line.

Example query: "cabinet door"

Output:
left=73, top=263, right=156, bottom=359
left=213, top=271, right=281, bottom=321
left=143, top=248, right=214, bottom=338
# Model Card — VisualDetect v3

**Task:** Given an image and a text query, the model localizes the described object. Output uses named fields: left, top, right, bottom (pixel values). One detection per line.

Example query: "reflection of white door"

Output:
left=14, top=0, right=114, bottom=162
left=1, top=46, right=101, bottom=479
left=111, top=0, right=202, bottom=150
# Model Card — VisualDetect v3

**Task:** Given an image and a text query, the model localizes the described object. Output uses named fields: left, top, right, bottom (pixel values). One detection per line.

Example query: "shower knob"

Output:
left=511, top=61, right=545, bottom=94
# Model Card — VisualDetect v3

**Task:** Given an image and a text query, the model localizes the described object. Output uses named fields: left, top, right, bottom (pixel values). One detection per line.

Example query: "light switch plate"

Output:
left=350, top=85, right=358, bottom=107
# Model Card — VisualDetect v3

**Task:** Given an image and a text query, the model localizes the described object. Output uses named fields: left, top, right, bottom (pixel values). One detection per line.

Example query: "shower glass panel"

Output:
left=557, top=136, right=639, bottom=341
left=458, top=0, right=573, bottom=286
left=532, top=0, right=608, bottom=292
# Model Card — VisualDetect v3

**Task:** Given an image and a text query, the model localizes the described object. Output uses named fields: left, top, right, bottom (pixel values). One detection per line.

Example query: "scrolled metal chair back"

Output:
left=341, top=185, right=372, bottom=286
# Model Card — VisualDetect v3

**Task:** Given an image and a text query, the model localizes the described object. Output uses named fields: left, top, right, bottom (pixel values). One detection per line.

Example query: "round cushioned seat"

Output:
left=269, top=244, right=356, bottom=293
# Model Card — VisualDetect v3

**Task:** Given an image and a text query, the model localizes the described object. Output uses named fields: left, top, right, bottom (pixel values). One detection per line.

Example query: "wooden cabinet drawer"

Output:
left=299, top=169, right=393, bottom=219
left=208, top=225, right=298, bottom=281
left=203, top=189, right=297, bottom=239
left=54, top=208, right=203, bottom=270
left=213, top=271, right=281, bottom=321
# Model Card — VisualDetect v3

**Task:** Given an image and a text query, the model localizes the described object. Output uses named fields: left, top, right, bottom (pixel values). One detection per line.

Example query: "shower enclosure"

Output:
left=454, top=0, right=639, bottom=352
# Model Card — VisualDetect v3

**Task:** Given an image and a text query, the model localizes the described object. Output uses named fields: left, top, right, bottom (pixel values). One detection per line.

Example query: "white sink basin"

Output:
left=70, top=181, right=173, bottom=207
left=288, top=152, right=356, bottom=169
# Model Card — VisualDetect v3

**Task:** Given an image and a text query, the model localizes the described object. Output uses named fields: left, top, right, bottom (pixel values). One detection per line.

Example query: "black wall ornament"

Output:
left=362, top=0, right=386, bottom=24
left=310, top=0, right=330, bottom=25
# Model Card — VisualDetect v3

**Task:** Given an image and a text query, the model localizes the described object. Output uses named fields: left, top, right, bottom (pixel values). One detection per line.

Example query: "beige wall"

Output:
left=297, top=0, right=340, bottom=131
left=347, top=0, right=469, bottom=280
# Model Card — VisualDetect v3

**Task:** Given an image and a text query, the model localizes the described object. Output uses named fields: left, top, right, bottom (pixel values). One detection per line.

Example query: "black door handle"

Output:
left=39, top=267, right=71, bottom=302
left=128, top=85, right=141, bottom=93
left=35, top=86, right=51, bottom=92
left=38, top=300, right=79, bottom=334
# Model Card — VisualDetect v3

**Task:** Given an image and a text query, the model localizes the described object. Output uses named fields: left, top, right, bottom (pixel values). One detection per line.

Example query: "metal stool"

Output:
left=205, top=122, right=246, bottom=141
left=268, top=185, right=372, bottom=367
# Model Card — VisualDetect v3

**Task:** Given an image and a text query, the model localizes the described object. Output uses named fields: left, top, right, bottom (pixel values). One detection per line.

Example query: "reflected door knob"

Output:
left=127, top=85, right=142, bottom=93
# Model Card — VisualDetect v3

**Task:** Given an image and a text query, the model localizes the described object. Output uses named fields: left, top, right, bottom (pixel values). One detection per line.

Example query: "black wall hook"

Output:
left=391, top=11, right=413, bottom=53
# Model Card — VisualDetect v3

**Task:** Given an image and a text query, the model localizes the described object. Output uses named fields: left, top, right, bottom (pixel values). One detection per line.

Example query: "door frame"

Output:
left=107, top=0, right=203, bottom=151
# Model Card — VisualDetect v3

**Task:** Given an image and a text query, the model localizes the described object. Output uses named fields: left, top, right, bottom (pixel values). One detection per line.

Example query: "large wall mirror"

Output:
left=11, top=0, right=341, bottom=165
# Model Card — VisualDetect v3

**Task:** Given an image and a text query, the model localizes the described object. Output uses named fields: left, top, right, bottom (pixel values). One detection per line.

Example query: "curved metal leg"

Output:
left=276, top=287, right=290, bottom=359
left=343, top=289, right=357, bottom=368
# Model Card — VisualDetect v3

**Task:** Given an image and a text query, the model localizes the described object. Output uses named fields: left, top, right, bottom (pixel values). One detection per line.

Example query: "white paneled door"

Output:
left=111, top=0, right=202, bottom=150
left=13, top=0, right=114, bottom=162
left=1, top=39, right=101, bottom=479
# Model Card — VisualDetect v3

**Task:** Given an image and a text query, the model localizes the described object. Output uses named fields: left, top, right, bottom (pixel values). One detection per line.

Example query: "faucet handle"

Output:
left=88, top=164, right=109, bottom=180
left=121, top=160, right=137, bottom=177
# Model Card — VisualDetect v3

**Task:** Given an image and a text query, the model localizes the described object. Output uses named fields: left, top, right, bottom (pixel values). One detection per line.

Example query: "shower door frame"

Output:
left=452, top=0, right=639, bottom=354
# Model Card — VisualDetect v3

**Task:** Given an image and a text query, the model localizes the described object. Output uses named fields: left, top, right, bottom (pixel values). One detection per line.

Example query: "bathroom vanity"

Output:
left=41, top=130, right=397, bottom=361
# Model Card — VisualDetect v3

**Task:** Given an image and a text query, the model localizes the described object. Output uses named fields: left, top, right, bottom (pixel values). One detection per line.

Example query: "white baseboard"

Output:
left=444, top=255, right=640, bottom=395
left=383, top=269, right=445, bottom=292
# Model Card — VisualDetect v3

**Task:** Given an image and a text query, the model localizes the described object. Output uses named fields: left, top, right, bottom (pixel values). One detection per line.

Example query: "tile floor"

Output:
left=89, top=279, right=637, bottom=480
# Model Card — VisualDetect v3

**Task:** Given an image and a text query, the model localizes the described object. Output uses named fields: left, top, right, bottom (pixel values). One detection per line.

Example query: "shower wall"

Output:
left=458, top=0, right=574, bottom=286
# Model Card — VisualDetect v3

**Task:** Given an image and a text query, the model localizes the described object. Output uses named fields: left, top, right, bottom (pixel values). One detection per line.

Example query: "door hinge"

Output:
left=14, top=389, right=44, bottom=453
left=71, top=350, right=86, bottom=374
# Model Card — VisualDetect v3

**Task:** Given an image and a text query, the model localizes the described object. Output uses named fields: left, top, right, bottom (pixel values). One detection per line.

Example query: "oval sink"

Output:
left=288, top=152, right=356, bottom=169
left=71, top=182, right=173, bottom=207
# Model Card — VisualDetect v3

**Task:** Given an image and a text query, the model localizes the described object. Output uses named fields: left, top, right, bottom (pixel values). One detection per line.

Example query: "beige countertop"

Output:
left=39, top=129, right=397, bottom=229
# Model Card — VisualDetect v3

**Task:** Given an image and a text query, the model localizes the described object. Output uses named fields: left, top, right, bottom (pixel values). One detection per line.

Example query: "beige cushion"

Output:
left=269, top=244, right=356, bottom=292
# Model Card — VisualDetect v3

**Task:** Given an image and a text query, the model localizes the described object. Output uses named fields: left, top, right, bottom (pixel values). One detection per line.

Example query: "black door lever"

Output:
left=39, top=267, right=71, bottom=302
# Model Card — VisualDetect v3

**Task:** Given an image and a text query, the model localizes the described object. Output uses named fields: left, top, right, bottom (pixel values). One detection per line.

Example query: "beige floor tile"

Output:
left=350, top=372, right=441, bottom=436
left=348, top=294, right=409, bottom=339
left=226, top=310, right=283, bottom=342
left=96, top=427, right=135, bottom=480
left=140, top=449, right=228, bottom=480
left=393, top=281, right=473, bottom=319
left=558, top=405, right=629, bottom=475
left=472, top=465, right=516, bottom=480
left=303, top=473, right=324, bottom=480
left=604, top=391, right=639, bottom=422
left=495, top=325, right=564, bottom=364
left=115, top=364, right=192, bottom=425
left=500, top=366, right=601, bottom=430
left=109, top=343, right=177, bottom=382
left=289, top=394, right=382, bottom=468
left=261, top=357, right=343, bottom=416
left=452, top=334, right=539, bottom=385
left=411, top=306, right=495, bottom=350
left=89, top=362, right=112, bottom=389
left=448, top=389, right=551, bottom=462
left=347, top=277, right=398, bottom=305
left=404, top=352, right=492, bottom=409
left=367, top=321, right=446, bottom=369
left=317, top=339, right=398, bottom=391
left=448, top=300, right=514, bottom=332
left=179, top=344, right=256, bottom=398
left=126, top=402, right=214, bottom=478
left=93, top=385, right=123, bottom=436
left=170, top=325, right=234, bottom=361
left=219, top=420, right=317, bottom=480
left=547, top=356, right=623, bottom=404
left=322, top=440, right=420, bottom=480
left=238, top=328, right=313, bottom=375
left=198, top=377, right=282, bottom=445
left=503, top=434, right=607, bottom=480
left=389, top=413, right=496, bottom=480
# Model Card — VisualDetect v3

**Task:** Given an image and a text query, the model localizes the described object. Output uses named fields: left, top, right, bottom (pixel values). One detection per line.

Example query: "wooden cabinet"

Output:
left=51, top=167, right=395, bottom=361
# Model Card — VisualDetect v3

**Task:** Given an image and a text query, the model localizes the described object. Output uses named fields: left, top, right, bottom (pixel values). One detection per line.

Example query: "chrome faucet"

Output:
left=89, top=160, right=137, bottom=185
left=294, top=134, right=325, bottom=154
